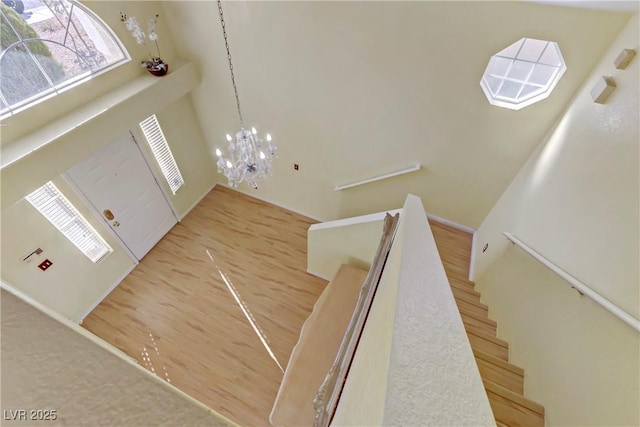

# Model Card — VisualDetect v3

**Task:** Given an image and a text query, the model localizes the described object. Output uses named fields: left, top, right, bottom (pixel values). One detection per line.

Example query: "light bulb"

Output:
left=252, top=127, right=257, bottom=135
left=226, top=134, right=232, bottom=142
left=266, top=134, right=272, bottom=142
left=226, top=160, right=232, bottom=168
left=260, top=151, right=266, bottom=160
left=215, top=148, right=222, bottom=157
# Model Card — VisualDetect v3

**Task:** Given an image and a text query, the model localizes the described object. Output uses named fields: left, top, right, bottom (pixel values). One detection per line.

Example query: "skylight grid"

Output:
left=480, top=38, right=566, bottom=110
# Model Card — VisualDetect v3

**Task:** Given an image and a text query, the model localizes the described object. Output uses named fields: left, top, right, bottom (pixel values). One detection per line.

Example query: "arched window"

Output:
left=0, top=0, right=129, bottom=116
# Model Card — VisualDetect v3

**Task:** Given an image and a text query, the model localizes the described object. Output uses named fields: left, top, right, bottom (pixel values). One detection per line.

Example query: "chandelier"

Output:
left=215, top=0, right=277, bottom=190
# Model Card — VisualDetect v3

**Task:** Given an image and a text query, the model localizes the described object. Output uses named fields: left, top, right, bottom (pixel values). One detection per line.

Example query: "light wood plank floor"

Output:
left=83, top=186, right=327, bottom=427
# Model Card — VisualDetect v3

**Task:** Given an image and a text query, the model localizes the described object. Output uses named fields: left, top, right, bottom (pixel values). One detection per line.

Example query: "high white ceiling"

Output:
left=162, top=1, right=631, bottom=227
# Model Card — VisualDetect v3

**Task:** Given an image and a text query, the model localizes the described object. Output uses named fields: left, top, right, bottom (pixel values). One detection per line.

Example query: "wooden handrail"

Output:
left=503, top=232, right=640, bottom=332
left=312, top=213, right=400, bottom=427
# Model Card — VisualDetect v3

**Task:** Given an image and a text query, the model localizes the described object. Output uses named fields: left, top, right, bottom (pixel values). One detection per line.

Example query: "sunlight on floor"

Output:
left=206, top=249, right=285, bottom=373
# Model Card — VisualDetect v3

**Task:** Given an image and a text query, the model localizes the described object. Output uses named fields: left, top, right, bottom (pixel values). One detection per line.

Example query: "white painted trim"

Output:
left=426, top=213, right=476, bottom=235
left=216, top=182, right=325, bottom=222
left=503, top=232, right=640, bottom=332
left=129, top=130, right=180, bottom=221
left=178, top=182, right=217, bottom=221
left=77, top=263, right=136, bottom=324
left=468, top=231, right=477, bottom=281
left=309, top=209, right=402, bottom=232
left=306, top=268, right=333, bottom=282
left=0, top=280, right=238, bottom=425
left=334, top=164, right=421, bottom=191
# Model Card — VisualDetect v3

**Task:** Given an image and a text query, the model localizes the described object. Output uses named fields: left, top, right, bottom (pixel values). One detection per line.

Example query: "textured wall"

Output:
left=1, top=290, right=236, bottom=427
left=160, top=1, right=629, bottom=227
left=472, top=14, right=639, bottom=426
left=332, top=195, right=494, bottom=426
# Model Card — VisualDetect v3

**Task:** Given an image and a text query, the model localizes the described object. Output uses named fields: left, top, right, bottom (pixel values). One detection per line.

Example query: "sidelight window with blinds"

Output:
left=139, top=115, right=185, bottom=195
left=26, top=182, right=112, bottom=263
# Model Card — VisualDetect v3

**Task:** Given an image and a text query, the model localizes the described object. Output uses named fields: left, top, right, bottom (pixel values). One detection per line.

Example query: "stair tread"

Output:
left=451, top=289, right=482, bottom=304
left=450, top=281, right=481, bottom=297
left=454, top=295, right=487, bottom=310
left=462, top=319, right=497, bottom=336
left=474, top=349, right=524, bottom=376
left=484, top=380, right=545, bottom=415
left=458, top=306, right=497, bottom=326
left=466, top=327, right=509, bottom=348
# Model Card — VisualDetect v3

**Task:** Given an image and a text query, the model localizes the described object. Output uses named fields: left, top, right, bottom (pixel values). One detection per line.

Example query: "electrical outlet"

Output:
left=38, top=259, right=53, bottom=271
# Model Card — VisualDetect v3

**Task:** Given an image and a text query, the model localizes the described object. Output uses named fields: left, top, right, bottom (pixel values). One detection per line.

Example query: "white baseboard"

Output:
left=178, top=182, right=218, bottom=221
left=468, top=231, right=477, bottom=281
left=426, top=213, right=476, bottom=235
left=306, top=268, right=332, bottom=282
left=78, top=264, right=136, bottom=323
left=216, top=182, right=326, bottom=222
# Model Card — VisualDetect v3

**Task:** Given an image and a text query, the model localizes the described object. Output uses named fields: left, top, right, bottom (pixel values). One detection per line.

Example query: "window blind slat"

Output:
left=26, top=182, right=112, bottom=263
left=139, top=115, right=184, bottom=195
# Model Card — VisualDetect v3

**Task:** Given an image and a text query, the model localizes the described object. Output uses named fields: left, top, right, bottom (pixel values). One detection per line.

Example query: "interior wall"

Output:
left=133, top=95, right=217, bottom=219
left=160, top=1, right=629, bottom=227
left=333, top=196, right=494, bottom=426
left=472, top=14, right=639, bottom=426
left=1, top=176, right=135, bottom=323
left=1, top=290, right=236, bottom=427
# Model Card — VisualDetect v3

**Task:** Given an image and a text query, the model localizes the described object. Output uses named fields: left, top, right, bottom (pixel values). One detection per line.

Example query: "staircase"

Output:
left=430, top=221, right=545, bottom=427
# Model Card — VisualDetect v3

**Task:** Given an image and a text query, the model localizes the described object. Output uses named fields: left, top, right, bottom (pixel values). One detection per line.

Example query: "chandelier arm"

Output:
left=218, top=0, right=244, bottom=128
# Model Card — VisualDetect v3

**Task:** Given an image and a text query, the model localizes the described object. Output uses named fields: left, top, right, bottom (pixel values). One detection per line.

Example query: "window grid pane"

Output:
left=0, top=0, right=129, bottom=117
left=26, top=182, right=112, bottom=263
left=140, top=115, right=185, bottom=195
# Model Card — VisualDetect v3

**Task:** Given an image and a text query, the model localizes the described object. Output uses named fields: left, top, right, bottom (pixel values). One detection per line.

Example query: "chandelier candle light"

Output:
left=215, top=0, right=276, bottom=189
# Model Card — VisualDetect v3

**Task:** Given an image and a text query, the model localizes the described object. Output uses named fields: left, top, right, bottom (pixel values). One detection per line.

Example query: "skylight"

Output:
left=480, top=38, right=566, bottom=110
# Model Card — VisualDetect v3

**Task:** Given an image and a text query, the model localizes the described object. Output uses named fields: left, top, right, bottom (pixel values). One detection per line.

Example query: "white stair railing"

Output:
left=503, top=232, right=640, bottom=332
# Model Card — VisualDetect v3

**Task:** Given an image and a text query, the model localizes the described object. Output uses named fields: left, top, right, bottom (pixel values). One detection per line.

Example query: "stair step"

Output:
left=443, top=265, right=470, bottom=280
left=458, top=306, right=497, bottom=328
left=455, top=298, right=489, bottom=316
left=484, top=380, right=545, bottom=427
left=448, top=275, right=477, bottom=287
left=474, top=349, right=524, bottom=394
left=467, top=328, right=509, bottom=361
left=451, top=288, right=482, bottom=305
left=462, top=317, right=497, bottom=336
left=449, top=281, right=481, bottom=298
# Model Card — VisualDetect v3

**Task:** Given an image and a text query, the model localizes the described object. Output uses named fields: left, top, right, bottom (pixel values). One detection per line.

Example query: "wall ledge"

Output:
left=1, top=58, right=200, bottom=207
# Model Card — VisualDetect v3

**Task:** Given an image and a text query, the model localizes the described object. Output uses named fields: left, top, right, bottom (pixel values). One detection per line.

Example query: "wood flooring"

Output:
left=83, top=192, right=500, bottom=427
left=82, top=186, right=327, bottom=427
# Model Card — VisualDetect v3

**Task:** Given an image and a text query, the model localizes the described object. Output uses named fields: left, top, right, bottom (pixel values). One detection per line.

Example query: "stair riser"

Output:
left=486, top=391, right=545, bottom=427
left=451, top=289, right=482, bottom=305
left=475, top=359, right=524, bottom=394
left=462, top=319, right=497, bottom=336
left=456, top=299, right=489, bottom=316
left=467, top=334, right=508, bottom=361
left=458, top=308, right=497, bottom=329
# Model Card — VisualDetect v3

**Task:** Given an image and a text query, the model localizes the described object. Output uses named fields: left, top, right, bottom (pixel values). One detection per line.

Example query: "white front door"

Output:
left=67, top=133, right=177, bottom=260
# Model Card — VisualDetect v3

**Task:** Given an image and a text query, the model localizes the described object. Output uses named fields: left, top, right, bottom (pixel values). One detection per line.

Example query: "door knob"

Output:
left=103, top=209, right=115, bottom=220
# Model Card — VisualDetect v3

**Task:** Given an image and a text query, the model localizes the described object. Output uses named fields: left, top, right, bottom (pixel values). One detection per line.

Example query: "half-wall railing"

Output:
left=312, top=213, right=400, bottom=427
left=504, top=232, right=640, bottom=332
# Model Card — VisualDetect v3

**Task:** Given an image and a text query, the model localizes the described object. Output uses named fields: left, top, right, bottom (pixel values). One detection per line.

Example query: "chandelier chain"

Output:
left=218, top=0, right=244, bottom=128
